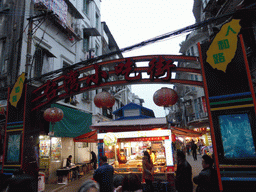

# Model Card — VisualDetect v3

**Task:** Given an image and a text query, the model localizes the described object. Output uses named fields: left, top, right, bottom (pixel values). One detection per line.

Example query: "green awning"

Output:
left=50, top=104, right=92, bottom=137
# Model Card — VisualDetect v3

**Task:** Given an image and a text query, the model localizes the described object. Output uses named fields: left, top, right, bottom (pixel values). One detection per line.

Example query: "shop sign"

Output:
left=31, top=55, right=201, bottom=111
left=206, top=19, right=241, bottom=72
left=98, top=129, right=171, bottom=140
left=9, top=72, right=26, bottom=108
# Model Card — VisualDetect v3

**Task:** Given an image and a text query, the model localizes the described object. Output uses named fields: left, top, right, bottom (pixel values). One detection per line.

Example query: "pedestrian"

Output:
left=4, top=168, right=37, bottom=192
left=186, top=141, right=190, bottom=155
left=113, top=175, right=124, bottom=192
left=142, top=151, right=154, bottom=192
left=90, top=151, right=97, bottom=170
left=191, top=140, right=198, bottom=160
left=93, top=156, right=114, bottom=192
left=193, top=155, right=219, bottom=192
left=175, top=150, right=193, bottom=192
left=78, top=179, right=100, bottom=192
left=197, top=140, right=201, bottom=155
left=122, top=173, right=143, bottom=192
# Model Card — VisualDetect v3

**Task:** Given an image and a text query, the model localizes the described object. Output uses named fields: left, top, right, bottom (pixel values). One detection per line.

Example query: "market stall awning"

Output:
left=73, top=130, right=97, bottom=143
left=90, top=117, right=202, bottom=137
left=50, top=104, right=92, bottom=137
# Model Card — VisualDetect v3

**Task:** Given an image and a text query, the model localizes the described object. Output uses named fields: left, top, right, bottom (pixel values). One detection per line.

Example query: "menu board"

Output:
left=39, top=136, right=50, bottom=158
left=51, top=137, right=62, bottom=161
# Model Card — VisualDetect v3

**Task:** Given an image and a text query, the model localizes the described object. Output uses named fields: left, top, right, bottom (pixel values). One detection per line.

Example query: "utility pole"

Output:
left=25, top=0, right=34, bottom=80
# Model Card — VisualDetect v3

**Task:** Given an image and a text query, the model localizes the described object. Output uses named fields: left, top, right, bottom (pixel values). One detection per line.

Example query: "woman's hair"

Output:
left=143, top=151, right=151, bottom=163
left=122, top=173, right=142, bottom=191
left=113, top=175, right=124, bottom=188
left=177, top=150, right=185, bottom=160
left=78, top=179, right=100, bottom=192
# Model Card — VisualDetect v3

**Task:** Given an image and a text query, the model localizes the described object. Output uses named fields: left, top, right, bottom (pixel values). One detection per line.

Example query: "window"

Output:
left=34, top=48, right=44, bottom=78
left=0, top=39, right=6, bottom=74
left=95, top=45, right=99, bottom=56
left=95, top=13, right=99, bottom=29
left=191, top=46, right=195, bottom=56
left=83, top=0, right=89, bottom=14
left=34, top=47, right=55, bottom=78
left=83, top=36, right=89, bottom=52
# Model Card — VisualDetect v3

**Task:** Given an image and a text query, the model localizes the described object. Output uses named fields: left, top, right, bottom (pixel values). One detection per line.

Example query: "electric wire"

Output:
left=1, top=3, right=256, bottom=89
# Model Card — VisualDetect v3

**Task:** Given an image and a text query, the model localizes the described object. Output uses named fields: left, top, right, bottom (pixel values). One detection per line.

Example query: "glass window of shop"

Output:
left=105, top=140, right=167, bottom=171
left=39, top=136, right=62, bottom=165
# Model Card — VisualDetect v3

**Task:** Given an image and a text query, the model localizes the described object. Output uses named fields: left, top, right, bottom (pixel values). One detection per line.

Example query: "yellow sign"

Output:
left=206, top=19, right=241, bottom=72
left=9, top=72, right=26, bottom=107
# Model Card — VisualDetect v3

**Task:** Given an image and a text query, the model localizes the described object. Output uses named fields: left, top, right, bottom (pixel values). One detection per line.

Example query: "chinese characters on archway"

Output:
left=32, top=56, right=176, bottom=110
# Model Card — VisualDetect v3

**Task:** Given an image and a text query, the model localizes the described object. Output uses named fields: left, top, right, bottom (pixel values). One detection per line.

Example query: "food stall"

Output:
left=90, top=113, right=178, bottom=191
left=97, top=129, right=174, bottom=183
left=90, top=103, right=202, bottom=190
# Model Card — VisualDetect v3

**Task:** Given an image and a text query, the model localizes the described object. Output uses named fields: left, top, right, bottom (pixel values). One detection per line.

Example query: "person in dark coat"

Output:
left=193, top=155, right=219, bottom=192
left=175, top=150, right=193, bottom=192
left=66, top=155, right=72, bottom=167
left=191, top=140, right=198, bottom=161
left=4, top=169, right=37, bottom=192
left=93, top=156, right=114, bottom=192
left=90, top=151, right=97, bottom=170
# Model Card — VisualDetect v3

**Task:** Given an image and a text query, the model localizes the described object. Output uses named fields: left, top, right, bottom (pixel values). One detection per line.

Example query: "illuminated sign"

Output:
left=97, top=129, right=171, bottom=139
left=31, top=55, right=202, bottom=111
left=165, top=139, right=174, bottom=166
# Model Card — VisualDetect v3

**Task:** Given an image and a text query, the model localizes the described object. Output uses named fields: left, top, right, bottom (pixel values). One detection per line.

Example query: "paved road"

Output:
left=55, top=171, right=94, bottom=192
left=186, top=153, right=203, bottom=192
left=47, top=154, right=204, bottom=192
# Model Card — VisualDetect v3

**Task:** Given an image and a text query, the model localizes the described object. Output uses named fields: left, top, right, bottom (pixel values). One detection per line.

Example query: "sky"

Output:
left=101, top=0, right=195, bottom=117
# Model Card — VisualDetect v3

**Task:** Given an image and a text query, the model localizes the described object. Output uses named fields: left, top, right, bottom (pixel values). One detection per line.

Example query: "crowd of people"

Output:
left=1, top=142, right=219, bottom=192
left=77, top=147, right=219, bottom=192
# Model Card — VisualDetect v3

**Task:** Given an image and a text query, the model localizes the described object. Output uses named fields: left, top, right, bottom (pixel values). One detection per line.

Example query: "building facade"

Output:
left=168, top=0, right=256, bottom=130
left=0, top=0, right=140, bottom=184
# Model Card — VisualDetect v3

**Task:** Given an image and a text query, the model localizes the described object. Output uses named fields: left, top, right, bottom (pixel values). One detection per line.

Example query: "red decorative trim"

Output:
left=31, top=55, right=201, bottom=111
left=197, top=42, right=223, bottom=192
left=239, top=35, right=256, bottom=115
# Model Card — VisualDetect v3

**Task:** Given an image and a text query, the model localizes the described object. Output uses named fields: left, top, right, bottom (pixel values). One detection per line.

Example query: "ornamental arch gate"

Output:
left=2, top=54, right=203, bottom=176
left=3, top=19, right=256, bottom=191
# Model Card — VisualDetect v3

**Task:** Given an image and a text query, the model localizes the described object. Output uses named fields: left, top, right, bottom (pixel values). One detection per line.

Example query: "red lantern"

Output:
left=153, top=87, right=178, bottom=107
left=43, top=107, right=64, bottom=123
left=94, top=92, right=115, bottom=108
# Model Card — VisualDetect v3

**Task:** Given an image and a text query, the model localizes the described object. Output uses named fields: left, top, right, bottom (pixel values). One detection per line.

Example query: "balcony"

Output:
left=187, top=112, right=209, bottom=128
left=34, top=1, right=83, bottom=41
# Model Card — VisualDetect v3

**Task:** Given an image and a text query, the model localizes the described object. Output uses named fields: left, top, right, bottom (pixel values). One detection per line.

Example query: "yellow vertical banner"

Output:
left=9, top=72, right=26, bottom=107
left=206, top=19, right=241, bottom=72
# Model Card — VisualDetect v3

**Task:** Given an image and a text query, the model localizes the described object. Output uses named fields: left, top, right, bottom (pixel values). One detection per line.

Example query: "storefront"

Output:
left=97, top=129, right=174, bottom=183
left=91, top=113, right=202, bottom=188
left=38, top=103, right=94, bottom=184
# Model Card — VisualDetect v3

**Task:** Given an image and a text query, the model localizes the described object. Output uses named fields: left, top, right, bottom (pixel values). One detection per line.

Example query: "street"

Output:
left=45, top=154, right=204, bottom=192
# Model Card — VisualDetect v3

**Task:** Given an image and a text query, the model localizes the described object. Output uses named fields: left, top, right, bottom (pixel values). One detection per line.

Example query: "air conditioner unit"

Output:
left=74, top=27, right=82, bottom=38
